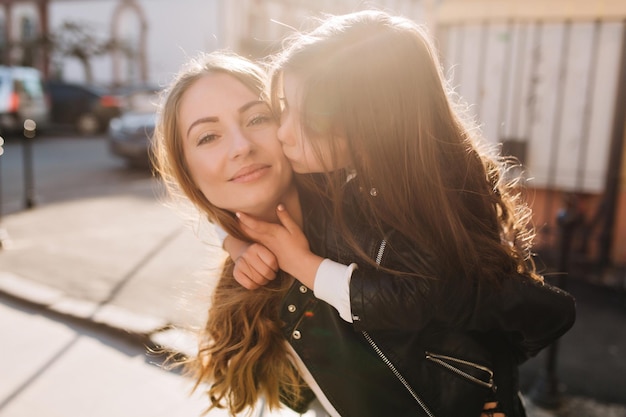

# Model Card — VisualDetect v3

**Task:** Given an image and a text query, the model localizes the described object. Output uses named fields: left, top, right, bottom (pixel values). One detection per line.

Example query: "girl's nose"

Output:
left=276, top=110, right=293, bottom=145
left=277, top=113, right=292, bottom=146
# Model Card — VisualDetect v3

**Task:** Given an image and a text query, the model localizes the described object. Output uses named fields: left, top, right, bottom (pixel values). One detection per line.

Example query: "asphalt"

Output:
left=1, top=175, right=625, bottom=417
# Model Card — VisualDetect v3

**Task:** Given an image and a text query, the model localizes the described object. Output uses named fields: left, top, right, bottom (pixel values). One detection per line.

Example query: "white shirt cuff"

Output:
left=313, top=259, right=357, bottom=323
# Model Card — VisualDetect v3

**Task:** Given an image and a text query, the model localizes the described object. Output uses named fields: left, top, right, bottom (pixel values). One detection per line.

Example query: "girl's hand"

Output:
left=222, top=235, right=278, bottom=290
left=236, top=204, right=323, bottom=289
left=233, top=243, right=278, bottom=290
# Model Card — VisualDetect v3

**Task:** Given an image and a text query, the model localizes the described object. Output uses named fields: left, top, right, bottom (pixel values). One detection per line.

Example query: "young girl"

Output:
left=230, top=10, right=576, bottom=417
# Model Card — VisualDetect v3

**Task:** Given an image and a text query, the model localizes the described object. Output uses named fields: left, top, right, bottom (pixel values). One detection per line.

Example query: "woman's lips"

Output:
left=229, top=164, right=270, bottom=183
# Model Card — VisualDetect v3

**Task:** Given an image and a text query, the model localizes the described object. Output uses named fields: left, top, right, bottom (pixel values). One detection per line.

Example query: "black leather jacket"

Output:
left=280, top=183, right=576, bottom=417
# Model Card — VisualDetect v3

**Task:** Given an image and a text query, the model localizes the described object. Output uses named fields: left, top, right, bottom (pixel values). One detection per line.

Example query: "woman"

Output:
left=231, top=10, right=576, bottom=417
left=152, top=51, right=317, bottom=415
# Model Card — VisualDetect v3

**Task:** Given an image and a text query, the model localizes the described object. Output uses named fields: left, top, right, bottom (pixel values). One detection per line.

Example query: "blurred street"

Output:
left=0, top=133, right=625, bottom=416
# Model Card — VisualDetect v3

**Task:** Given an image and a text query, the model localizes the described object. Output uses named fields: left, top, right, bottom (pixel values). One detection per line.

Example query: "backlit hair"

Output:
left=152, top=51, right=304, bottom=415
left=271, top=10, right=537, bottom=292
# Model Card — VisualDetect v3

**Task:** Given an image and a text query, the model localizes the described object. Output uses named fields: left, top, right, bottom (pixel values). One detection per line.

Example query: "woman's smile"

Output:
left=229, top=163, right=271, bottom=183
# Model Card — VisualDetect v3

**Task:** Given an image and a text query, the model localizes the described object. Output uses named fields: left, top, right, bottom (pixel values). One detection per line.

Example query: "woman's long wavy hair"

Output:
left=151, top=51, right=303, bottom=416
left=271, top=10, right=538, bottom=289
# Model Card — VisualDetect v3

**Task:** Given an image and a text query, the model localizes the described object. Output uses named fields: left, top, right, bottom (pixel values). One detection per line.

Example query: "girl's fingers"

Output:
left=234, top=256, right=273, bottom=289
left=235, top=212, right=257, bottom=230
left=250, top=257, right=277, bottom=280
left=233, top=261, right=260, bottom=290
left=255, top=246, right=279, bottom=273
left=237, top=211, right=275, bottom=233
left=237, top=217, right=258, bottom=238
left=237, top=212, right=280, bottom=241
left=239, top=221, right=262, bottom=243
left=276, top=204, right=300, bottom=235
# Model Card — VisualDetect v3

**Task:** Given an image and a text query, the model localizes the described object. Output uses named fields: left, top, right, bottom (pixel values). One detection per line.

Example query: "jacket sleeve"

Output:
left=469, top=274, right=576, bottom=362
left=348, top=234, right=442, bottom=331
left=349, top=239, right=576, bottom=362
left=349, top=263, right=435, bottom=331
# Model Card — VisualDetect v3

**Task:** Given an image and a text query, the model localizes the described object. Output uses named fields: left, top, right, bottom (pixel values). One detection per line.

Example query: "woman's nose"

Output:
left=229, top=128, right=253, bottom=158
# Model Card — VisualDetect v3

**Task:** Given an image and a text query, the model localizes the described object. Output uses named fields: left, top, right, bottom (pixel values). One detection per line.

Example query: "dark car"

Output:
left=107, top=87, right=159, bottom=168
left=45, top=80, right=123, bottom=135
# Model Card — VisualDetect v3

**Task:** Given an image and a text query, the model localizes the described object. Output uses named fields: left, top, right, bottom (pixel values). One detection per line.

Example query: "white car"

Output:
left=0, top=66, right=50, bottom=136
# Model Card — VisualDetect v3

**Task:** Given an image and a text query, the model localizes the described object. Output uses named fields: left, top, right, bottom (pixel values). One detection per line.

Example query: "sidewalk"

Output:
left=1, top=177, right=624, bottom=417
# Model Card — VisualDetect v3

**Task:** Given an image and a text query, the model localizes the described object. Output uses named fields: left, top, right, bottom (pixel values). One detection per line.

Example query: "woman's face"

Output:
left=277, top=72, right=351, bottom=173
left=179, top=73, right=293, bottom=216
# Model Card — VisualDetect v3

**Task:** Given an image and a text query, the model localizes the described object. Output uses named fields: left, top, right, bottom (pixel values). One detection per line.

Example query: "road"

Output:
left=0, top=132, right=151, bottom=216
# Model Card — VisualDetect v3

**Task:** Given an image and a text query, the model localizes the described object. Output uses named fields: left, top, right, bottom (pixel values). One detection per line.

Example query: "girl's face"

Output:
left=277, top=72, right=351, bottom=173
left=179, top=73, right=293, bottom=217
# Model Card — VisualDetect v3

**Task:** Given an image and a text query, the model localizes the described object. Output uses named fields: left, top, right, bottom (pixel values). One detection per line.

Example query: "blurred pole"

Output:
left=22, top=119, right=37, bottom=209
left=529, top=193, right=582, bottom=409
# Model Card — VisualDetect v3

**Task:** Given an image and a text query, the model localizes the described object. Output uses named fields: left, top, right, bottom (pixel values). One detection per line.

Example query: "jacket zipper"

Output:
left=425, top=352, right=495, bottom=390
left=375, top=239, right=387, bottom=265
left=362, top=330, right=435, bottom=417
left=362, top=238, right=436, bottom=417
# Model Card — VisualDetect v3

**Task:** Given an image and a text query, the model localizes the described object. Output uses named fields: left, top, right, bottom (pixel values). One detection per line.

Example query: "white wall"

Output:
left=46, top=0, right=428, bottom=87
left=441, top=19, right=624, bottom=194
left=49, top=0, right=224, bottom=87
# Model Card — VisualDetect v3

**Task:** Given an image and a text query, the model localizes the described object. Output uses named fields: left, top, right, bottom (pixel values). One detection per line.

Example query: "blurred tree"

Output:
left=47, top=20, right=131, bottom=83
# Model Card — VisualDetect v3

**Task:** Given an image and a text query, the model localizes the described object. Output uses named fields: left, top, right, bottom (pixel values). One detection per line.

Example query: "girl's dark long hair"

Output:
left=271, top=10, right=538, bottom=290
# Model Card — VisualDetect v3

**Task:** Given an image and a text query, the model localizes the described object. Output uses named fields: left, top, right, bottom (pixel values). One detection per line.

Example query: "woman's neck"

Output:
left=253, top=184, right=302, bottom=227
left=281, top=185, right=303, bottom=227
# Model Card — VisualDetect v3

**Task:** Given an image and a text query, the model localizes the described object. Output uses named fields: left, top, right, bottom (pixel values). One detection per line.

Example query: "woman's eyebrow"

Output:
left=186, top=116, right=218, bottom=138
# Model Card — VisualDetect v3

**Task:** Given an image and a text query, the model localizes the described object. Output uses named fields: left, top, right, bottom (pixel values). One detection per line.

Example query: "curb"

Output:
left=0, top=271, right=198, bottom=358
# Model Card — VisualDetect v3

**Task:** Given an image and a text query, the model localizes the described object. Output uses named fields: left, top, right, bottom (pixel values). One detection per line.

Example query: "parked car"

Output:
left=0, top=65, right=50, bottom=136
left=45, top=80, right=123, bottom=135
left=107, top=87, right=159, bottom=168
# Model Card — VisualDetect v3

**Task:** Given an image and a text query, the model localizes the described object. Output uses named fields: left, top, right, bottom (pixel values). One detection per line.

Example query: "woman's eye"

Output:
left=197, top=133, right=219, bottom=145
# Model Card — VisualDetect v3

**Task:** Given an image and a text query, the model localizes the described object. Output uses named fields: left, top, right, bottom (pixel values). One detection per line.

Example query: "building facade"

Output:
left=0, top=0, right=427, bottom=86
left=436, top=0, right=626, bottom=278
